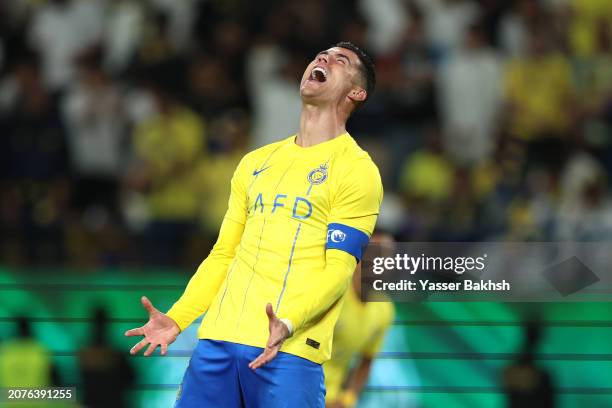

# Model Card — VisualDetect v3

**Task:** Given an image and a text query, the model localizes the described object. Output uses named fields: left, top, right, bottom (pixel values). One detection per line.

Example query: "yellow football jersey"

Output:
left=324, top=288, right=395, bottom=401
left=167, top=133, right=383, bottom=363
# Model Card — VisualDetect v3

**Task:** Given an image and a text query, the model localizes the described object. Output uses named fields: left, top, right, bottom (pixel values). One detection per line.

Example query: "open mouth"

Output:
left=310, top=66, right=327, bottom=82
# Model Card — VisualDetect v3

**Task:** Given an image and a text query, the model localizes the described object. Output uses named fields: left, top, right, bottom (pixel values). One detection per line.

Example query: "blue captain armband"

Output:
left=326, top=223, right=370, bottom=261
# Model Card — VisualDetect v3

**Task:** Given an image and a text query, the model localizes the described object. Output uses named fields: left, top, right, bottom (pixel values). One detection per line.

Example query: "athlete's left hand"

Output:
left=248, top=303, right=290, bottom=370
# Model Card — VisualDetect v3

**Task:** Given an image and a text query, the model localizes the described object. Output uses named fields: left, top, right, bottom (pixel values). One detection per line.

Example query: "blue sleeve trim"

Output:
left=326, top=223, right=370, bottom=261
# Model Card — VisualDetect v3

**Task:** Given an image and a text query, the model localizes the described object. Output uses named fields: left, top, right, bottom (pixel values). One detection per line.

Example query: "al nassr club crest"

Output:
left=308, top=164, right=328, bottom=185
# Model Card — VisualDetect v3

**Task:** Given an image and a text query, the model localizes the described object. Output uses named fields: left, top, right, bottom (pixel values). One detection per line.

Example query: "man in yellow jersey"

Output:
left=0, top=317, right=55, bottom=389
left=125, top=41, right=382, bottom=407
left=324, top=232, right=395, bottom=408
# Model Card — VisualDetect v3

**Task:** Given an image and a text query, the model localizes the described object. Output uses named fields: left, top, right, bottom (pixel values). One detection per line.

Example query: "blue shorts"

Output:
left=175, top=339, right=326, bottom=408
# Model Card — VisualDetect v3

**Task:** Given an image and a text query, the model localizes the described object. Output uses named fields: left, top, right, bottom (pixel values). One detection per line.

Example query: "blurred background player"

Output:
left=502, top=319, right=555, bottom=408
left=78, top=306, right=135, bottom=408
left=0, top=317, right=59, bottom=408
left=324, top=231, right=395, bottom=408
left=0, top=316, right=56, bottom=386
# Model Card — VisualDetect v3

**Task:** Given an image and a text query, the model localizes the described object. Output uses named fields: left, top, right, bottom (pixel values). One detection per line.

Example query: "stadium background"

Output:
left=1, top=0, right=611, bottom=407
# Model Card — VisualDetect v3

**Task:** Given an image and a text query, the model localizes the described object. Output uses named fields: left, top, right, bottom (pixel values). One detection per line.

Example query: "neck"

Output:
left=296, top=103, right=348, bottom=147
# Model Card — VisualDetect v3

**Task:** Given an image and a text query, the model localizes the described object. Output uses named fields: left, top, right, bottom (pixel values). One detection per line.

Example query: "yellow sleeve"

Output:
left=328, top=158, right=383, bottom=235
left=166, top=155, right=249, bottom=330
left=282, top=249, right=356, bottom=333
left=362, top=303, right=395, bottom=358
left=281, top=159, right=383, bottom=333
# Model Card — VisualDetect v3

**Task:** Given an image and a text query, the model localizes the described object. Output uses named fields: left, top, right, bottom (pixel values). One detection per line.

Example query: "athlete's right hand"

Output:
left=125, top=296, right=180, bottom=356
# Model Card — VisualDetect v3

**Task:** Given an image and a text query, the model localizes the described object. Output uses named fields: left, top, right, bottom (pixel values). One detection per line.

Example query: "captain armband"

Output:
left=325, top=223, right=369, bottom=261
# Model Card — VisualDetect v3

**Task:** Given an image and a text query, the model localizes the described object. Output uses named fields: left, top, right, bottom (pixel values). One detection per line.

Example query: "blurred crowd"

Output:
left=0, top=311, right=135, bottom=408
left=1, top=0, right=611, bottom=269
left=0, top=311, right=555, bottom=408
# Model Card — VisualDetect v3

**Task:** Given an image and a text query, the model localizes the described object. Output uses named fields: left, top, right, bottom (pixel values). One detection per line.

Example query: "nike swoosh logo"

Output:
left=252, top=166, right=271, bottom=176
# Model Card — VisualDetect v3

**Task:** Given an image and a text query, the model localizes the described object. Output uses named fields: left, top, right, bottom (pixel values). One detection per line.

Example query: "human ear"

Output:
left=347, top=88, right=366, bottom=103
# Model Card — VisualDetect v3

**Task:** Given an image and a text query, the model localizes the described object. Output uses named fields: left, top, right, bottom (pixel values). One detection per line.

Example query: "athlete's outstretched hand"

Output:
left=125, top=296, right=180, bottom=357
left=248, top=303, right=290, bottom=370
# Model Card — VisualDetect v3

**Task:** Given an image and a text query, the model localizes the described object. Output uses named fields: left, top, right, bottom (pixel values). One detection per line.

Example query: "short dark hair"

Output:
left=335, top=41, right=376, bottom=104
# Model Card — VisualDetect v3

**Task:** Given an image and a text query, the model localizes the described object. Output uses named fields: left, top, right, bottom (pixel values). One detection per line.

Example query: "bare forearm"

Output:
left=345, top=358, right=373, bottom=397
